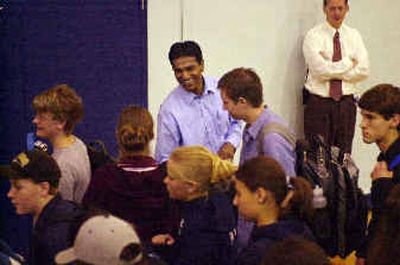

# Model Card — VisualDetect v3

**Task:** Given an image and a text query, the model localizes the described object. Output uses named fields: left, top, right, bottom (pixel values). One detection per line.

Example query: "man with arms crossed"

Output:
left=303, top=0, right=369, bottom=153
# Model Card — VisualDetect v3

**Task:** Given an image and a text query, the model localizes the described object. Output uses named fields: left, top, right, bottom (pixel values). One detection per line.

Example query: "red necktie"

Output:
left=330, top=31, right=342, bottom=101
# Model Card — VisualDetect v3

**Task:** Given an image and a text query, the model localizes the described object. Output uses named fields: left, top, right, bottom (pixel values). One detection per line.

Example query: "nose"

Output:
left=360, top=118, right=367, bottom=129
left=7, top=187, right=15, bottom=199
left=164, top=176, right=170, bottom=185
left=33, top=115, right=38, bottom=124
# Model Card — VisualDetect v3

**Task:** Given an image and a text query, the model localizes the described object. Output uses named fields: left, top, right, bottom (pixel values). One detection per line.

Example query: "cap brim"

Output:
left=55, top=248, right=77, bottom=264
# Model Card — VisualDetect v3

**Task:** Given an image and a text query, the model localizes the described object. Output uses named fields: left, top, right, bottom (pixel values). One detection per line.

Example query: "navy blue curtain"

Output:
left=0, top=0, right=147, bottom=257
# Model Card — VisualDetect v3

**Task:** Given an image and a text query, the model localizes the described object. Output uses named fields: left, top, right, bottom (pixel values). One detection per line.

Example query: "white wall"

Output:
left=148, top=0, right=400, bottom=192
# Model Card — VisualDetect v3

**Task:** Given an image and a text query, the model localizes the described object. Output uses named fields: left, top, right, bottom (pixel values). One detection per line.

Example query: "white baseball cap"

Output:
left=55, top=215, right=143, bottom=265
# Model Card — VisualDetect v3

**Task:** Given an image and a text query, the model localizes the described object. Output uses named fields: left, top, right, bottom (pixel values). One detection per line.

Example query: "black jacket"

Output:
left=30, top=195, right=85, bottom=265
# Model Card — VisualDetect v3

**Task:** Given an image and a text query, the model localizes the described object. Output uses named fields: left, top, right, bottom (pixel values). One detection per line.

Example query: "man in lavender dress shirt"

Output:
left=155, top=41, right=242, bottom=163
left=219, top=67, right=296, bottom=252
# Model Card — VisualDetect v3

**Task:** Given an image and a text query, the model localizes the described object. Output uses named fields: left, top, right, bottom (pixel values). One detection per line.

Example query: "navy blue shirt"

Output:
left=236, top=219, right=314, bottom=265
left=170, top=192, right=236, bottom=265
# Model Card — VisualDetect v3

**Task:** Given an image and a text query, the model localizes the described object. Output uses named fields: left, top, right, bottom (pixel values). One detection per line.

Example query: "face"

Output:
left=221, top=89, right=245, bottom=120
left=324, top=0, right=349, bottom=29
left=7, top=179, right=43, bottom=215
left=33, top=111, right=65, bottom=140
left=164, top=160, right=194, bottom=201
left=172, top=56, right=204, bottom=95
left=233, top=178, right=260, bottom=222
left=360, top=109, right=398, bottom=145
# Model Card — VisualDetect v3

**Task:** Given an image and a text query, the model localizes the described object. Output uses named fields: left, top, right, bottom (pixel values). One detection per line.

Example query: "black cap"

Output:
left=0, top=150, right=61, bottom=187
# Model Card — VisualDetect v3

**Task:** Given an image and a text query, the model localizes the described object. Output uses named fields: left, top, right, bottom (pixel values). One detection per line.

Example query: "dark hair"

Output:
left=32, top=84, right=84, bottom=135
left=218, top=68, right=263, bottom=108
left=261, top=237, right=331, bottom=265
left=236, top=156, right=313, bottom=221
left=323, top=0, right=348, bottom=7
left=358, top=84, right=400, bottom=130
left=116, top=106, right=154, bottom=156
left=168, top=41, right=203, bottom=65
left=368, top=184, right=400, bottom=265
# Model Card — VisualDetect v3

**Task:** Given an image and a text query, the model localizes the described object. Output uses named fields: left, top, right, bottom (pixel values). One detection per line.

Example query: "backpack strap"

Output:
left=389, top=153, right=400, bottom=171
left=257, top=122, right=296, bottom=155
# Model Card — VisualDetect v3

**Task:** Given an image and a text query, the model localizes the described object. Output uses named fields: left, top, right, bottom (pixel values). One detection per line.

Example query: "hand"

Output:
left=217, top=142, right=236, bottom=160
left=355, top=257, right=366, bottom=265
left=371, top=161, right=393, bottom=181
left=319, top=51, right=330, bottom=60
left=152, top=234, right=175, bottom=245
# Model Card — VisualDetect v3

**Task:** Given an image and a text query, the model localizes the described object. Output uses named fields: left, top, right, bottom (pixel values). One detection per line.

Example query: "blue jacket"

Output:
left=235, top=219, right=314, bottom=265
left=169, top=192, right=236, bottom=265
left=30, top=195, right=85, bottom=265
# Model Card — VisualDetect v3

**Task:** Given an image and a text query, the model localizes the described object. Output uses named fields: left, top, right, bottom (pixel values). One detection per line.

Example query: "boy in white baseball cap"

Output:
left=55, top=214, right=165, bottom=265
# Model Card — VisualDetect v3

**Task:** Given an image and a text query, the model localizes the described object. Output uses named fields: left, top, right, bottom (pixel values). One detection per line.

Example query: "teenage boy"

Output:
left=3, top=150, right=85, bottom=265
left=32, top=84, right=90, bottom=202
left=356, top=84, right=400, bottom=264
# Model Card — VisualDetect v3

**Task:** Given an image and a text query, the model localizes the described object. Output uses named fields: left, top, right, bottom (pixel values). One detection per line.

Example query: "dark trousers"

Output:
left=304, top=92, right=356, bottom=153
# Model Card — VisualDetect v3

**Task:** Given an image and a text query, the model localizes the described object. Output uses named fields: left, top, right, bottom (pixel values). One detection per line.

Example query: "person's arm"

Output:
left=218, top=117, right=243, bottom=160
left=155, top=107, right=182, bottom=164
left=303, top=30, right=354, bottom=81
left=341, top=30, right=369, bottom=83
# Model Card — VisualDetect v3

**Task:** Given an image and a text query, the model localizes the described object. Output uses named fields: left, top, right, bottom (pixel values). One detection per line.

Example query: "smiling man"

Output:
left=3, top=150, right=84, bottom=265
left=155, top=41, right=242, bottom=163
left=302, top=0, right=369, bottom=154
left=356, top=84, right=400, bottom=264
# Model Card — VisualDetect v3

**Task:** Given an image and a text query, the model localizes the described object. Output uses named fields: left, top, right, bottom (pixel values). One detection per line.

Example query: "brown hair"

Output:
left=168, top=146, right=237, bottom=193
left=358, top=84, right=400, bottom=131
left=236, top=156, right=313, bottom=221
left=116, top=106, right=154, bottom=156
left=323, top=0, right=348, bottom=7
left=218, top=68, right=263, bottom=108
left=32, top=84, right=84, bottom=134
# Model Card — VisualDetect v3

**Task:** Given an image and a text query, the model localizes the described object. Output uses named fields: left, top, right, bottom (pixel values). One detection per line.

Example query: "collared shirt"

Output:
left=240, top=107, right=295, bottom=176
left=303, top=22, right=369, bottom=97
left=155, top=76, right=243, bottom=163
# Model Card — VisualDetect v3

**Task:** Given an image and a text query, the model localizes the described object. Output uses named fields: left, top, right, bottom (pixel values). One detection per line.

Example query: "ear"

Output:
left=38, top=182, right=51, bottom=196
left=237, top=96, right=247, bottom=105
left=391, top=114, right=400, bottom=129
left=255, top=187, right=269, bottom=204
left=199, top=60, right=205, bottom=72
left=55, top=119, right=67, bottom=131
left=186, top=180, right=200, bottom=194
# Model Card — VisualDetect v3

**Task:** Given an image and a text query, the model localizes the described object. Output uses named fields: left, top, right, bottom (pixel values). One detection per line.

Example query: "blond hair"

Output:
left=168, top=146, right=237, bottom=191
left=32, top=84, right=84, bottom=134
left=116, top=105, right=154, bottom=157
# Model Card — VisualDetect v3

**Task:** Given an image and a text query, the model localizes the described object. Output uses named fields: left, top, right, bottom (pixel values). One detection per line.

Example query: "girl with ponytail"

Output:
left=83, top=106, right=176, bottom=248
left=234, top=156, right=315, bottom=265
left=152, top=145, right=237, bottom=265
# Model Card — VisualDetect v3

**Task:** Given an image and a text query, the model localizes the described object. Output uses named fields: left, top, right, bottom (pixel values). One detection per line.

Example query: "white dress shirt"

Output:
left=303, top=22, right=369, bottom=97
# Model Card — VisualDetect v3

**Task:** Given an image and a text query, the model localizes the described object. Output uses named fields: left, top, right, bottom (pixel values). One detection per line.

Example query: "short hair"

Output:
left=323, top=0, right=348, bottom=7
left=116, top=105, right=154, bottom=155
left=236, top=156, right=313, bottom=221
left=218, top=68, right=263, bottom=108
left=32, top=84, right=84, bottom=135
left=262, top=237, right=331, bottom=265
left=358, top=84, right=400, bottom=130
left=168, top=146, right=236, bottom=192
left=168, top=41, right=203, bottom=65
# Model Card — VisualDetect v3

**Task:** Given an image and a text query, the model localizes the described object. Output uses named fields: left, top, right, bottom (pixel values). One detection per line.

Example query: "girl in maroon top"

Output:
left=83, top=106, right=177, bottom=245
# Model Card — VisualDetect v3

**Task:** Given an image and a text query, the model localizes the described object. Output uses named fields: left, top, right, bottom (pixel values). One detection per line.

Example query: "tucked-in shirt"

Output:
left=303, top=22, right=369, bottom=97
left=240, top=107, right=296, bottom=176
left=52, top=136, right=91, bottom=203
left=155, top=76, right=243, bottom=163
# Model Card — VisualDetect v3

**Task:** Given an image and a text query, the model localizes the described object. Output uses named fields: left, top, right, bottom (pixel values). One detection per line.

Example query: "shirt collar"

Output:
left=378, top=136, right=400, bottom=163
left=324, top=21, right=345, bottom=36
